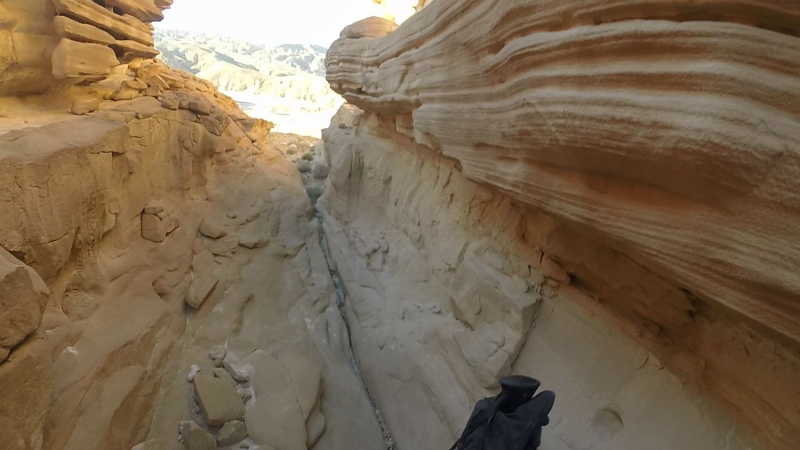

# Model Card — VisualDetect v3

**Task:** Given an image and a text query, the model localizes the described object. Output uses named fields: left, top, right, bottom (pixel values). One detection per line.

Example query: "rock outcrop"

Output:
left=321, top=2, right=800, bottom=449
left=0, top=2, right=387, bottom=450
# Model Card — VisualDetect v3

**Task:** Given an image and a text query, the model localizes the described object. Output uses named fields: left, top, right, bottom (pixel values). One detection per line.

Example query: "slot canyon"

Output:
left=0, top=1, right=799, bottom=449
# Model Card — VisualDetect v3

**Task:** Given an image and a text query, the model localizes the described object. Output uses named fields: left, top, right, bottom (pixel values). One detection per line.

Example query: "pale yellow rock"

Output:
left=320, top=97, right=800, bottom=450
left=105, top=0, right=165, bottom=23
left=54, top=16, right=115, bottom=45
left=185, top=243, right=219, bottom=309
left=0, top=248, right=50, bottom=353
left=199, top=218, right=227, bottom=239
left=144, top=85, right=162, bottom=97
left=341, top=17, right=397, bottom=39
left=52, top=0, right=155, bottom=45
left=243, top=351, right=307, bottom=450
left=71, top=99, right=102, bottom=115
left=0, top=31, right=386, bottom=450
left=111, top=39, right=161, bottom=61
left=0, top=1, right=57, bottom=95
left=113, top=79, right=147, bottom=101
left=52, top=38, right=120, bottom=79
left=193, top=374, right=245, bottom=427
left=142, top=213, right=167, bottom=242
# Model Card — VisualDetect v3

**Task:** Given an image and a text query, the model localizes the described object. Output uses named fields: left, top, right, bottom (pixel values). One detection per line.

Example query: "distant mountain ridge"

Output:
left=155, top=29, right=328, bottom=76
left=154, top=29, right=341, bottom=137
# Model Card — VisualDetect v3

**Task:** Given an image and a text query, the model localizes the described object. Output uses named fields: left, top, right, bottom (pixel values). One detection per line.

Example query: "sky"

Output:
left=157, top=0, right=387, bottom=48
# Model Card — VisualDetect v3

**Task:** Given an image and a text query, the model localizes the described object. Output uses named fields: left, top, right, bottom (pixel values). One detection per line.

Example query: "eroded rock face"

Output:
left=319, top=105, right=800, bottom=450
left=0, top=248, right=49, bottom=361
left=1, top=0, right=169, bottom=97
left=0, top=3, right=387, bottom=450
left=327, top=0, right=800, bottom=347
left=324, top=3, right=800, bottom=448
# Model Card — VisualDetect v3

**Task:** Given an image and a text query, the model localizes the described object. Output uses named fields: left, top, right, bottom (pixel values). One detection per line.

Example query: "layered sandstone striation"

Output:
left=0, top=2, right=386, bottom=450
left=1, top=0, right=167, bottom=97
left=322, top=1, right=800, bottom=449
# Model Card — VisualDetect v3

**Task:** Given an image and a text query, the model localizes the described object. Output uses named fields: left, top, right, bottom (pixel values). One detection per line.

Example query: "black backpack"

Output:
left=450, top=376, right=555, bottom=450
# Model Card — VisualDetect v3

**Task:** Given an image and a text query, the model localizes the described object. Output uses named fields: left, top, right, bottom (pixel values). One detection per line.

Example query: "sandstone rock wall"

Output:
left=327, top=2, right=800, bottom=348
left=0, top=3, right=386, bottom=449
left=0, top=0, right=169, bottom=97
left=320, top=105, right=800, bottom=450
left=323, top=1, right=800, bottom=448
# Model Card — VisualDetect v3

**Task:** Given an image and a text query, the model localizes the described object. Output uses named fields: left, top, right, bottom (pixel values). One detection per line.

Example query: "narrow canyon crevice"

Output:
left=315, top=208, right=396, bottom=450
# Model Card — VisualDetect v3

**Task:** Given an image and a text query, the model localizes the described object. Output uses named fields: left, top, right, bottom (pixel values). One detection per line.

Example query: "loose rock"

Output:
left=199, top=219, right=227, bottom=239
left=236, top=384, right=252, bottom=403
left=71, top=99, right=101, bottom=115
left=179, top=421, right=216, bottom=450
left=194, top=374, right=245, bottom=426
left=217, top=420, right=248, bottom=446
left=187, top=364, right=201, bottom=382
left=209, top=345, right=226, bottom=367
left=222, top=353, right=251, bottom=382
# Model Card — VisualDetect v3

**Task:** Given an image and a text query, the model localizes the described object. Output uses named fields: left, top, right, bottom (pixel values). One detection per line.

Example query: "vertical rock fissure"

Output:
left=314, top=209, right=396, bottom=450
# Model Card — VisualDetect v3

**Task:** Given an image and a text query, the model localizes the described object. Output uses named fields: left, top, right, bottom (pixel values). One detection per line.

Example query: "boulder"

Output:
left=71, top=98, right=101, bottom=115
left=113, top=79, right=147, bottom=101
left=222, top=353, right=251, bottom=383
left=51, top=0, right=155, bottom=46
left=216, top=420, right=248, bottom=446
left=243, top=351, right=307, bottom=450
left=199, top=219, right=227, bottom=239
left=179, top=421, right=216, bottom=450
left=193, top=375, right=245, bottom=426
left=141, top=204, right=178, bottom=242
left=54, top=16, right=115, bottom=46
left=51, top=38, right=119, bottom=79
left=0, top=248, right=50, bottom=356
left=186, top=244, right=219, bottom=309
